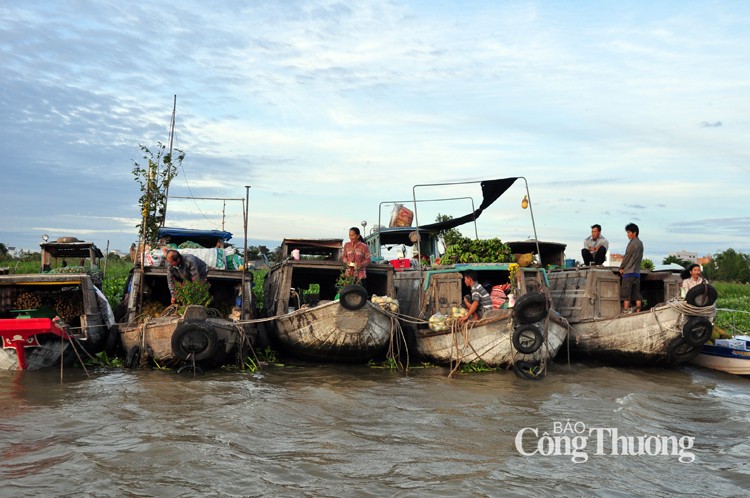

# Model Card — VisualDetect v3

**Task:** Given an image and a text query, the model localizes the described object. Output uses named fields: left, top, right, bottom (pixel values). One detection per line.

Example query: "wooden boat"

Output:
left=0, top=237, right=113, bottom=370
left=115, top=227, right=257, bottom=371
left=364, top=178, right=569, bottom=374
left=119, top=304, right=245, bottom=370
left=691, top=309, right=750, bottom=375
left=548, top=266, right=718, bottom=366
left=412, top=265, right=569, bottom=369
left=263, top=238, right=397, bottom=362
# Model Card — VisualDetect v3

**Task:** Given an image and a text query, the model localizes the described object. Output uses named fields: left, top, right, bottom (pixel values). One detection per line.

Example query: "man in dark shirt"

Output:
left=166, top=250, right=208, bottom=304
left=619, top=223, right=644, bottom=312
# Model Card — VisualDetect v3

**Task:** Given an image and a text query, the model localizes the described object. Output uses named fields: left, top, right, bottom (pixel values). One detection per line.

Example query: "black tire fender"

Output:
left=171, top=322, right=219, bottom=361
left=513, top=361, right=545, bottom=380
left=176, top=364, right=205, bottom=375
left=682, top=316, right=713, bottom=347
left=339, top=284, right=368, bottom=311
left=512, top=324, right=544, bottom=354
left=667, top=337, right=700, bottom=364
left=104, top=325, right=121, bottom=357
left=685, top=284, right=718, bottom=307
left=125, top=345, right=141, bottom=369
left=513, top=292, right=548, bottom=324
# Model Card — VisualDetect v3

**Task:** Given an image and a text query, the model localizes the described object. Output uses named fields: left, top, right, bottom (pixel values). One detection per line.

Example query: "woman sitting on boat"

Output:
left=681, top=264, right=706, bottom=292
left=343, top=227, right=370, bottom=282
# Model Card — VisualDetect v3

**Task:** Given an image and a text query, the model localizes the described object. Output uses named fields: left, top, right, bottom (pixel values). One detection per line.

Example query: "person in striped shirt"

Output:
left=459, top=270, right=493, bottom=322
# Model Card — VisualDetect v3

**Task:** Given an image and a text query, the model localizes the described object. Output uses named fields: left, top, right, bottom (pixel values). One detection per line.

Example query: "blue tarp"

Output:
left=158, top=227, right=233, bottom=241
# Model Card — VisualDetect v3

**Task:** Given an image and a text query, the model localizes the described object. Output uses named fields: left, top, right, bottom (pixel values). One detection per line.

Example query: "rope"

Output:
left=371, top=303, right=410, bottom=371
left=668, top=298, right=717, bottom=318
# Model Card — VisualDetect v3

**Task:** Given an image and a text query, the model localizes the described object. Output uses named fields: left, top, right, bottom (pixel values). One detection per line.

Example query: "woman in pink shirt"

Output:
left=342, top=227, right=370, bottom=282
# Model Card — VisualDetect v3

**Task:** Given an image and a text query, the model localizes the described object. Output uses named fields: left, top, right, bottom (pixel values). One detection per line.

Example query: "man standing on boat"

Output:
left=619, top=223, right=643, bottom=313
left=581, top=224, right=609, bottom=265
left=166, top=250, right=208, bottom=304
left=459, top=270, right=493, bottom=322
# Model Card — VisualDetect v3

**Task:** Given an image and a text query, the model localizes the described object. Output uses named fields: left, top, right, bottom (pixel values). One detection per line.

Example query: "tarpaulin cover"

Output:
left=158, top=227, right=233, bottom=241
left=419, top=178, right=518, bottom=231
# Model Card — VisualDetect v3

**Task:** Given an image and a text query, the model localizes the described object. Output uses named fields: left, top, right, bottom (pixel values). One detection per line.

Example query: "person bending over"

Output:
left=166, top=250, right=208, bottom=305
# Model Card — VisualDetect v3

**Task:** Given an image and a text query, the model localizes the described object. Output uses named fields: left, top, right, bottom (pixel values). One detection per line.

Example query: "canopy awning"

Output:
left=418, top=178, right=518, bottom=231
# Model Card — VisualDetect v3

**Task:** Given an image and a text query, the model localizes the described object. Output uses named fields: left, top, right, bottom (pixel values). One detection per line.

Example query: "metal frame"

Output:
left=376, top=196, right=478, bottom=239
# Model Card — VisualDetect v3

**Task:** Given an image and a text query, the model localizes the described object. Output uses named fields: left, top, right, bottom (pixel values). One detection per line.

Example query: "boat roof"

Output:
left=159, top=227, right=233, bottom=240
left=366, top=227, right=438, bottom=246
left=280, top=238, right=343, bottom=259
left=158, top=227, right=233, bottom=247
left=39, top=239, right=104, bottom=259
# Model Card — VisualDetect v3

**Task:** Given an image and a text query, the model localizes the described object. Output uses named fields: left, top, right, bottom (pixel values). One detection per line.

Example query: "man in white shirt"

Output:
left=582, top=224, right=609, bottom=266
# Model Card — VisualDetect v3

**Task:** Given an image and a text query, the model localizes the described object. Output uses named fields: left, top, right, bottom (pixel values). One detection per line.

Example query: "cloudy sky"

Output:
left=1, top=0, right=748, bottom=262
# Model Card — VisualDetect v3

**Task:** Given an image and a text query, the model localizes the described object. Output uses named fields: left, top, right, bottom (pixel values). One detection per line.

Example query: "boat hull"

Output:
left=271, top=301, right=393, bottom=362
left=415, top=311, right=568, bottom=368
left=0, top=326, right=109, bottom=371
left=118, top=305, right=247, bottom=369
left=691, top=346, right=750, bottom=375
left=567, top=302, right=705, bottom=366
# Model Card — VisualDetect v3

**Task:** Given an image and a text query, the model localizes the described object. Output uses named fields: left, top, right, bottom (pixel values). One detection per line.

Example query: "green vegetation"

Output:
left=713, top=282, right=750, bottom=333
left=173, top=279, right=212, bottom=307
left=456, top=361, right=498, bottom=373
left=435, top=213, right=463, bottom=249
left=101, top=258, right=134, bottom=306
left=704, top=248, right=750, bottom=283
left=251, top=269, right=266, bottom=309
left=662, top=254, right=691, bottom=268
left=641, top=258, right=654, bottom=271
left=435, top=214, right=514, bottom=264
left=441, top=237, right=513, bottom=264
left=243, top=347, right=283, bottom=372
left=132, top=142, right=184, bottom=246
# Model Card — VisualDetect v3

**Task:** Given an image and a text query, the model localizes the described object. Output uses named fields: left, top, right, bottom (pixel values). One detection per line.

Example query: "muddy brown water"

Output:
left=1, top=362, right=748, bottom=497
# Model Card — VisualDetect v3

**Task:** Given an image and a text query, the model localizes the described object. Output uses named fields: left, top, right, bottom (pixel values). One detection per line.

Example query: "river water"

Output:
left=1, top=360, right=748, bottom=497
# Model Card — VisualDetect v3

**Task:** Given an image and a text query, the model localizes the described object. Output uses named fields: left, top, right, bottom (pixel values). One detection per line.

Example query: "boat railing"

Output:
left=715, top=308, right=750, bottom=337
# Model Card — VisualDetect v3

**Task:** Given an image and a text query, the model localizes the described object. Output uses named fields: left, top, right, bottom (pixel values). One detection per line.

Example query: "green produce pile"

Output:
left=441, top=237, right=513, bottom=264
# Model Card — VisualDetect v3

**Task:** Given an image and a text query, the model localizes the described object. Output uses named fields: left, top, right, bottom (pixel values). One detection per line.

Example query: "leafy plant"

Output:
left=435, top=213, right=463, bottom=249
left=336, top=267, right=360, bottom=288
left=641, top=258, right=655, bottom=271
left=441, top=237, right=512, bottom=264
left=368, top=357, right=399, bottom=370
left=132, top=143, right=185, bottom=246
left=662, top=255, right=690, bottom=268
left=84, top=351, right=122, bottom=367
left=252, top=269, right=266, bottom=310
left=457, top=361, right=498, bottom=373
left=173, top=279, right=212, bottom=307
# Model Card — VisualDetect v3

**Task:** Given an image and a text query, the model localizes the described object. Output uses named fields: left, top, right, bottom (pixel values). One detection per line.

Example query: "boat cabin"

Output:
left=263, top=238, right=394, bottom=316
left=394, top=264, right=549, bottom=320
left=40, top=237, right=104, bottom=273
left=365, top=226, right=442, bottom=264
left=548, top=267, right=682, bottom=322
left=119, top=228, right=255, bottom=324
left=507, top=240, right=567, bottom=268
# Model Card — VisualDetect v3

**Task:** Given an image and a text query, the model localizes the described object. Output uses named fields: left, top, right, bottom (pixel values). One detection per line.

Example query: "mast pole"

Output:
left=161, top=94, right=177, bottom=226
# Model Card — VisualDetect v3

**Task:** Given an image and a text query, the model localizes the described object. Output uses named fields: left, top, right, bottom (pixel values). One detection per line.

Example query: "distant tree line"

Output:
left=663, top=248, right=750, bottom=284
